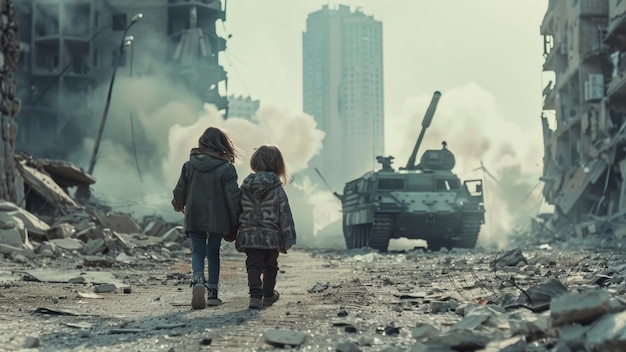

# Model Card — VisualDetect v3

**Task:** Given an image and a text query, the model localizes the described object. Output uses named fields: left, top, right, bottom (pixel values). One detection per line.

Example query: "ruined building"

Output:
left=303, top=5, right=384, bottom=190
left=541, top=0, right=626, bottom=226
left=14, top=0, right=228, bottom=159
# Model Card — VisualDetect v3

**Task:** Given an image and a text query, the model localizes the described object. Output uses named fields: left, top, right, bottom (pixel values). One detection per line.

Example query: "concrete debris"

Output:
left=23, top=336, right=40, bottom=349
left=93, top=283, right=117, bottom=293
left=411, top=323, right=440, bottom=340
left=491, top=248, right=527, bottom=268
left=23, top=269, right=125, bottom=287
left=309, top=282, right=329, bottom=293
left=105, top=211, right=142, bottom=234
left=78, top=292, right=104, bottom=299
left=551, top=289, right=626, bottom=327
left=336, top=340, right=362, bottom=352
left=16, top=157, right=79, bottom=211
left=263, top=329, right=306, bottom=348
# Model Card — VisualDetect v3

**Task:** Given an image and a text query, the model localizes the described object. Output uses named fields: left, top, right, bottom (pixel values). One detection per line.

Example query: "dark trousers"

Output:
left=245, top=248, right=279, bottom=299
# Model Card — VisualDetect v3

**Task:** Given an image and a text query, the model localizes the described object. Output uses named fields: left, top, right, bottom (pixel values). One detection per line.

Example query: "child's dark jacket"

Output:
left=236, top=172, right=296, bottom=252
left=172, top=151, right=242, bottom=234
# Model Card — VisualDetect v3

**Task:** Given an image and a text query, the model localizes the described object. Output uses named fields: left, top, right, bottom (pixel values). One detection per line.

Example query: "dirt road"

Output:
left=0, top=243, right=610, bottom=351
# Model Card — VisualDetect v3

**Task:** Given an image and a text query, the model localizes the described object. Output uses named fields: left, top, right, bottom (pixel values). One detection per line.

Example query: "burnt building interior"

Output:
left=14, top=0, right=229, bottom=160
left=541, top=0, right=626, bottom=228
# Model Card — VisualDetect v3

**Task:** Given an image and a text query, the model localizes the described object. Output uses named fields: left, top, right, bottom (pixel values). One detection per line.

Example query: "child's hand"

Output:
left=181, top=206, right=186, bottom=214
left=284, top=245, right=292, bottom=251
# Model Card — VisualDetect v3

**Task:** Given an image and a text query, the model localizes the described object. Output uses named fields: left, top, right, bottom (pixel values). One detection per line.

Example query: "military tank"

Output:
left=339, top=91, right=485, bottom=252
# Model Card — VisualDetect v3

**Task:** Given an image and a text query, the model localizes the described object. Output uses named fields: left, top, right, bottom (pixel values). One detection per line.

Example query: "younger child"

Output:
left=236, top=145, right=297, bottom=309
left=172, top=126, right=242, bottom=309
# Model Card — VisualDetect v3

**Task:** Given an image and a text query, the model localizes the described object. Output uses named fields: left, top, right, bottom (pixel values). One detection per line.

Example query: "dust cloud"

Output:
left=71, top=96, right=326, bottom=226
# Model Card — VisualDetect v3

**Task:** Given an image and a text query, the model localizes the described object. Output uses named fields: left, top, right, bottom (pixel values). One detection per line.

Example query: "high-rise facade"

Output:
left=303, top=4, right=384, bottom=189
left=14, top=0, right=228, bottom=160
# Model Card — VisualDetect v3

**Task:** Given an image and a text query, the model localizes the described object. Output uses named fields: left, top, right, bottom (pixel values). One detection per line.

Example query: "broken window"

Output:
left=112, top=13, right=127, bottom=31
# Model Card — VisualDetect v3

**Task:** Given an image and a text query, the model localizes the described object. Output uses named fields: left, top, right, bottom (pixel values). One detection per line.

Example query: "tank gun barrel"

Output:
left=404, top=91, right=441, bottom=170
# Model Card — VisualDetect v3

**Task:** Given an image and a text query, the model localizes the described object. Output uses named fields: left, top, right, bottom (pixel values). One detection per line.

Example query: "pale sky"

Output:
left=221, top=0, right=549, bottom=129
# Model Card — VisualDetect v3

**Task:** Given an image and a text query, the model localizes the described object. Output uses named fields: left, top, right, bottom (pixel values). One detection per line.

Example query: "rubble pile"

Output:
left=0, top=198, right=187, bottom=265
left=319, top=247, right=626, bottom=351
left=508, top=211, right=626, bottom=252
left=0, top=153, right=187, bottom=266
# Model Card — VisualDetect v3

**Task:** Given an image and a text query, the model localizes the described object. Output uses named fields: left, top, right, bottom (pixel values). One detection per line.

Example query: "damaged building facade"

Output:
left=1, top=0, right=21, bottom=204
left=541, top=0, right=626, bottom=229
left=14, top=0, right=229, bottom=159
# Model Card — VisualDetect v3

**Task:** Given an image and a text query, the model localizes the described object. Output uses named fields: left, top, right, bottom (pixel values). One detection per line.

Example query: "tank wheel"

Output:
left=368, top=213, right=394, bottom=252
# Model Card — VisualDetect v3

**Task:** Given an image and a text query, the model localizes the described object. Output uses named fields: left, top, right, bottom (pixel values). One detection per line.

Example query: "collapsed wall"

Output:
left=0, top=0, right=20, bottom=203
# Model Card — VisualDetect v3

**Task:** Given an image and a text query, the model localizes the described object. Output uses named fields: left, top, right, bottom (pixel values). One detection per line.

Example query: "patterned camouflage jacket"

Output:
left=236, top=172, right=296, bottom=252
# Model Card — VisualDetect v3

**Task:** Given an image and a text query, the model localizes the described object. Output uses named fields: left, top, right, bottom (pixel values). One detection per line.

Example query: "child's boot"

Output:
left=191, top=277, right=206, bottom=310
left=249, top=296, right=263, bottom=309
left=206, top=287, right=223, bottom=306
left=262, top=290, right=280, bottom=307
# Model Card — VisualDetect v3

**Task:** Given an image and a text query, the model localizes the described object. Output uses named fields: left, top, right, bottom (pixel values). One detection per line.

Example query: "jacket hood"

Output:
left=241, top=172, right=282, bottom=197
left=189, top=154, right=228, bottom=172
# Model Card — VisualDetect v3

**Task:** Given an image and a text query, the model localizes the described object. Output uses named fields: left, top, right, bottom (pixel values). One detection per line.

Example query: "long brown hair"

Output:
left=249, top=145, right=288, bottom=185
left=196, top=127, right=242, bottom=162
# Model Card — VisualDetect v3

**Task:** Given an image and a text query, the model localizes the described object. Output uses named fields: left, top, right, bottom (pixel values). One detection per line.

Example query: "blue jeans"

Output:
left=189, top=232, right=222, bottom=289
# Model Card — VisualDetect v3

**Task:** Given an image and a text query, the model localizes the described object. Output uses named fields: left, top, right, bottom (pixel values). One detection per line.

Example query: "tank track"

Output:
left=344, top=222, right=368, bottom=250
left=368, top=213, right=394, bottom=252
left=453, top=213, right=483, bottom=248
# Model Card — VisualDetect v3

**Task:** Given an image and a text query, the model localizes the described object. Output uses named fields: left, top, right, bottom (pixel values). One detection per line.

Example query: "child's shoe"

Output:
left=262, top=290, right=280, bottom=307
left=207, top=288, right=223, bottom=306
left=191, top=279, right=206, bottom=310
left=249, top=297, right=263, bottom=309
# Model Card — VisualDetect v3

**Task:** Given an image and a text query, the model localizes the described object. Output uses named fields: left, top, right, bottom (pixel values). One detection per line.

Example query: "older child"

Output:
left=172, top=127, right=242, bottom=309
left=236, top=145, right=297, bottom=309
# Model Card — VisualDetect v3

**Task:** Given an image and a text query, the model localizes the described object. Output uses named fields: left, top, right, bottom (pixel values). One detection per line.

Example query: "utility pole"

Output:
left=76, top=13, right=142, bottom=201
left=87, top=13, right=142, bottom=175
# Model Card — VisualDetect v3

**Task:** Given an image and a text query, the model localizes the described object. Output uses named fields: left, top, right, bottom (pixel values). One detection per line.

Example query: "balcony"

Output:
left=543, top=45, right=556, bottom=71
left=168, top=0, right=222, bottom=12
left=607, top=72, right=626, bottom=101
left=581, top=43, right=609, bottom=62
left=604, top=13, right=626, bottom=50
left=577, top=0, right=609, bottom=17
left=543, top=85, right=557, bottom=110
